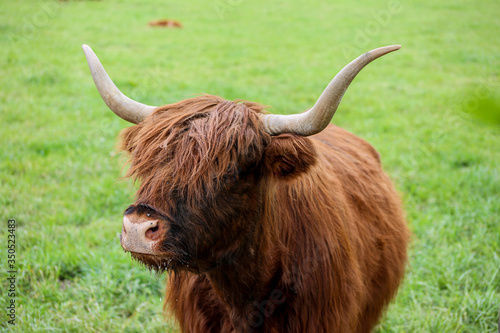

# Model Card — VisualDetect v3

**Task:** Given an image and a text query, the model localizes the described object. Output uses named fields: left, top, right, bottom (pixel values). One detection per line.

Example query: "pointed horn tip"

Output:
left=386, top=44, right=401, bottom=52
left=81, top=44, right=96, bottom=60
left=367, top=44, right=401, bottom=57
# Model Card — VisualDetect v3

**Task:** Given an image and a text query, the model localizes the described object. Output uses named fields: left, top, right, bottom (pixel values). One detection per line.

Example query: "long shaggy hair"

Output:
left=120, top=95, right=269, bottom=206
left=118, top=95, right=409, bottom=333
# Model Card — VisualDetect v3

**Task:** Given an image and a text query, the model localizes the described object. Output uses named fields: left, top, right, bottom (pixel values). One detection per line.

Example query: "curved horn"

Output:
left=261, top=45, right=401, bottom=136
left=82, top=44, right=157, bottom=124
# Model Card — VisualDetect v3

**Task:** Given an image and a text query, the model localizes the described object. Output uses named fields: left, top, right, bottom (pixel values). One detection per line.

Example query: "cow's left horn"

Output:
left=82, top=44, right=157, bottom=124
left=260, top=45, right=401, bottom=136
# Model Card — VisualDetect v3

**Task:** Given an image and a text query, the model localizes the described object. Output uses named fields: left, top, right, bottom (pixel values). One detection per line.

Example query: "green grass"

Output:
left=1, top=0, right=499, bottom=331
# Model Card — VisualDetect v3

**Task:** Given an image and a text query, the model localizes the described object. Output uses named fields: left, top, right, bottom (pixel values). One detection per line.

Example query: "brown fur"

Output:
left=119, top=95, right=409, bottom=332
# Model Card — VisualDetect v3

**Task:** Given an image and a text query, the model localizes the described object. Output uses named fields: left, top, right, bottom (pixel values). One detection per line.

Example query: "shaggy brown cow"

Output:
left=83, top=44, right=409, bottom=333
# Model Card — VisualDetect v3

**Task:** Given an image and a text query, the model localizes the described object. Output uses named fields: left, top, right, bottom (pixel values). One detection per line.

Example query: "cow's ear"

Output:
left=119, top=125, right=141, bottom=153
left=263, top=134, right=317, bottom=179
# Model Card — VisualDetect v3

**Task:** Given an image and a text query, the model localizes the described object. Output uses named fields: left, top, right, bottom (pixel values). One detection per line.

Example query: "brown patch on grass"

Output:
left=149, top=19, right=183, bottom=28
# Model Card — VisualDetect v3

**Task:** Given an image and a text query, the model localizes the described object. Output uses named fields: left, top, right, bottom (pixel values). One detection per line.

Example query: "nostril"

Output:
left=145, top=223, right=160, bottom=240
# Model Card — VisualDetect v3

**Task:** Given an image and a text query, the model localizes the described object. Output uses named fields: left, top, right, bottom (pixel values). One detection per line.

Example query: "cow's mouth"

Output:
left=129, top=249, right=196, bottom=273
left=129, top=252, right=175, bottom=272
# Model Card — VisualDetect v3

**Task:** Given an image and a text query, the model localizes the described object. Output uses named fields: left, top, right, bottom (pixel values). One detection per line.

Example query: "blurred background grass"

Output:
left=0, top=0, right=499, bottom=331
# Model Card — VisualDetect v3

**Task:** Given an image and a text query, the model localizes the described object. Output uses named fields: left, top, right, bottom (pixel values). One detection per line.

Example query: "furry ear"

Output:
left=119, top=125, right=141, bottom=153
left=263, top=134, right=317, bottom=179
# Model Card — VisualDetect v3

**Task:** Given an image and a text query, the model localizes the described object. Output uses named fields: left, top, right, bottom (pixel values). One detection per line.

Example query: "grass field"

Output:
left=1, top=0, right=499, bottom=331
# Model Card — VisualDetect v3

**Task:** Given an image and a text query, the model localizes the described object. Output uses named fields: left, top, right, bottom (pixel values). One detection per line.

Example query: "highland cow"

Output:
left=83, top=44, right=409, bottom=333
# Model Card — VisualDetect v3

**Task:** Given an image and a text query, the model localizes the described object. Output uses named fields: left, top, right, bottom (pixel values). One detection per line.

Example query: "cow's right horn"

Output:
left=82, top=44, right=157, bottom=124
left=260, top=45, right=401, bottom=136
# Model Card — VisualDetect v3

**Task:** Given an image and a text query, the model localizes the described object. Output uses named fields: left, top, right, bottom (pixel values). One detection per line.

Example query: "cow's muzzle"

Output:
left=121, top=215, right=161, bottom=254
